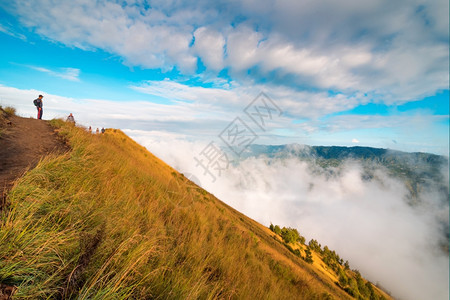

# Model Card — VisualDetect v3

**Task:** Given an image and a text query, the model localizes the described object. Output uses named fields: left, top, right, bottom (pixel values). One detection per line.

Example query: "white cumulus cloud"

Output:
left=3, top=0, right=447, bottom=102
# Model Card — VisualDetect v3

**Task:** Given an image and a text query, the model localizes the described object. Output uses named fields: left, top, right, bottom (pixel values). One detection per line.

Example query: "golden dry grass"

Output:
left=0, top=119, right=369, bottom=299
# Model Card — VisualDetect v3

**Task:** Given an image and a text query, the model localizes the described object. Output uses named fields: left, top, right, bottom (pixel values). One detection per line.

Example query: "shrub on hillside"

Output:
left=309, top=239, right=322, bottom=252
left=344, top=260, right=350, bottom=270
left=280, top=227, right=302, bottom=244
left=347, top=277, right=360, bottom=297
left=355, top=270, right=370, bottom=298
left=273, top=225, right=282, bottom=235
left=3, top=106, right=16, bottom=116
left=270, top=225, right=307, bottom=244
left=338, top=269, right=348, bottom=287
left=303, top=247, right=313, bottom=264
left=365, top=281, right=379, bottom=300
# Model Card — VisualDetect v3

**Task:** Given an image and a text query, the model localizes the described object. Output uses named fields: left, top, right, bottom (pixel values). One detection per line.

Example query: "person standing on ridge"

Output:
left=66, top=113, right=75, bottom=124
left=33, top=95, right=44, bottom=119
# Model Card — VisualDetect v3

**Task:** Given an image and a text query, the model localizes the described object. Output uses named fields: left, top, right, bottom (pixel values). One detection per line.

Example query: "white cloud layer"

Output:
left=1, top=85, right=448, bottom=155
left=128, top=131, right=449, bottom=300
left=3, top=0, right=448, bottom=102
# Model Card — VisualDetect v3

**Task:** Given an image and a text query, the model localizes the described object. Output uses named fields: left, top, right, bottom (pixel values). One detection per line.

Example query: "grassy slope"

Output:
left=274, top=235, right=391, bottom=300
left=0, top=120, right=372, bottom=299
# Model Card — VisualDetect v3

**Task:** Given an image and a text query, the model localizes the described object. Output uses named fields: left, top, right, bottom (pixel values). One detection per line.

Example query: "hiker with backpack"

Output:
left=66, top=113, right=75, bottom=124
left=33, top=95, right=43, bottom=119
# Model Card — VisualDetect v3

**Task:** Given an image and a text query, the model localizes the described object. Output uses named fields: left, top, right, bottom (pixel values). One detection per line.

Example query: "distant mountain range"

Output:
left=242, top=144, right=447, bottom=165
left=239, top=144, right=449, bottom=202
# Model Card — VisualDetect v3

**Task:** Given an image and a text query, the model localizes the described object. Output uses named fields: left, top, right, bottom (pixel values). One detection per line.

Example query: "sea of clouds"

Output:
left=126, top=130, right=449, bottom=300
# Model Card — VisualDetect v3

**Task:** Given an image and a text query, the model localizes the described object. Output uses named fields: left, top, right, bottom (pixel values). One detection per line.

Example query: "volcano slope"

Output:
left=0, top=117, right=391, bottom=299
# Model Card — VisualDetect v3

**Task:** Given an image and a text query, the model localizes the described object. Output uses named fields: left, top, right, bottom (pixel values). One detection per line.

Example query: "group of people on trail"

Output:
left=88, top=126, right=105, bottom=134
left=33, top=94, right=105, bottom=134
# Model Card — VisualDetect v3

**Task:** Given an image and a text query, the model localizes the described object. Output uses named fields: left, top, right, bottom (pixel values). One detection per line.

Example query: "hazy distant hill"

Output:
left=243, top=144, right=447, bottom=167
left=241, top=144, right=449, bottom=201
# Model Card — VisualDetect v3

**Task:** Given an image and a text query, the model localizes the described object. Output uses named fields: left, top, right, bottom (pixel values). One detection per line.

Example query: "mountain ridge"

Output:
left=0, top=112, right=392, bottom=299
left=241, top=143, right=449, bottom=202
left=243, top=143, right=448, bottom=161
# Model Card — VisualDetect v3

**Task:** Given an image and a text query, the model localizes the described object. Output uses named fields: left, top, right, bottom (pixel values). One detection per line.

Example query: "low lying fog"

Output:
left=128, top=131, right=449, bottom=300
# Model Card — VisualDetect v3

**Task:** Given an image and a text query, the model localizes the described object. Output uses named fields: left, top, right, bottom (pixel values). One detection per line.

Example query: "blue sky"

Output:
left=0, top=0, right=448, bottom=155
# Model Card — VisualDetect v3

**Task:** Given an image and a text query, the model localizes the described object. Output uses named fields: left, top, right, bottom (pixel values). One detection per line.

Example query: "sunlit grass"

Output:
left=0, top=119, right=354, bottom=299
left=1, top=106, right=16, bottom=116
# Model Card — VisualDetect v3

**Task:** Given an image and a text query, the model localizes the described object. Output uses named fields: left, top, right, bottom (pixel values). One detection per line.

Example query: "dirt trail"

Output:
left=0, top=111, right=68, bottom=209
left=0, top=110, right=69, bottom=299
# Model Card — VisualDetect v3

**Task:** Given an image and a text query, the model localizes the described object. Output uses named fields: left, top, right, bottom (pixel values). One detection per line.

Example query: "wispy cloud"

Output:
left=317, top=113, right=449, bottom=133
left=0, top=23, right=26, bottom=41
left=130, top=79, right=241, bottom=105
left=1, top=84, right=448, bottom=155
left=0, top=85, right=230, bottom=135
left=27, top=66, right=80, bottom=81
left=131, top=79, right=365, bottom=120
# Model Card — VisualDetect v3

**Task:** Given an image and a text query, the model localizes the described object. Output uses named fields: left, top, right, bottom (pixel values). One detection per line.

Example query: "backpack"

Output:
left=33, top=99, right=38, bottom=106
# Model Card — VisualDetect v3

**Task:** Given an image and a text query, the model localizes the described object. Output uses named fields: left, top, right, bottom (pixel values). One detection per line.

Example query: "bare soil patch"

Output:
left=0, top=111, right=69, bottom=208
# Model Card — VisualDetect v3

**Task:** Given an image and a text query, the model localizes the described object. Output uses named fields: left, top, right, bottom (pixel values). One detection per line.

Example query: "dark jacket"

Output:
left=34, top=98, right=43, bottom=108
